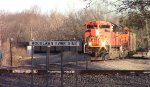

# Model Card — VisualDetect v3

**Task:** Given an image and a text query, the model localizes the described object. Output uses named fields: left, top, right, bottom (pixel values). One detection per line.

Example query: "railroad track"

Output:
left=0, top=66, right=150, bottom=75
left=79, top=70, right=150, bottom=75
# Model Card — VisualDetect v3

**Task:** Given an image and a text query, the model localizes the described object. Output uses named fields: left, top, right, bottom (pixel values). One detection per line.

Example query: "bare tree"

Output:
left=115, top=0, right=150, bottom=51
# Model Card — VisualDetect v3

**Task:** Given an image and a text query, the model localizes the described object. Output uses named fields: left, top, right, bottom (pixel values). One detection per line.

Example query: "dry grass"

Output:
left=1, top=41, right=29, bottom=66
left=1, top=41, right=11, bottom=66
left=11, top=47, right=29, bottom=66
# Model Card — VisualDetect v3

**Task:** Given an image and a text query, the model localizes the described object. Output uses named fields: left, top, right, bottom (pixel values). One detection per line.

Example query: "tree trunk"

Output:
left=145, top=18, right=149, bottom=51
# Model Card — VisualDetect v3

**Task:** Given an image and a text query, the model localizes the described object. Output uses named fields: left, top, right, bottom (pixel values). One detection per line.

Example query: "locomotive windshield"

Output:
left=87, top=25, right=97, bottom=29
left=100, top=25, right=110, bottom=28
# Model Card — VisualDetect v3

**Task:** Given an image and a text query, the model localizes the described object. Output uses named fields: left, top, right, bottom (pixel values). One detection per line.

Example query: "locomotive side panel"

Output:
left=129, top=32, right=136, bottom=53
left=110, top=32, right=129, bottom=47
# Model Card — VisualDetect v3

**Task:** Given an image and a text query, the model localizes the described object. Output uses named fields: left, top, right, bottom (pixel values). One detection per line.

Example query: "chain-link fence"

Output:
left=1, top=43, right=150, bottom=87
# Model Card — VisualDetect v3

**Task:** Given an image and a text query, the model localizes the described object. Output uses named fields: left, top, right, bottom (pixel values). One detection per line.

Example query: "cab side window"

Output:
left=87, top=25, right=97, bottom=29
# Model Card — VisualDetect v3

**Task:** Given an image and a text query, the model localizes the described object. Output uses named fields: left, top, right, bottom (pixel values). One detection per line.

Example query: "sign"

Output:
left=29, top=41, right=80, bottom=46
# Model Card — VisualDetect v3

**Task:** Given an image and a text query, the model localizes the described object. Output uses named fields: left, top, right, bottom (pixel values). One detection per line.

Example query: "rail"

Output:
left=0, top=66, right=150, bottom=75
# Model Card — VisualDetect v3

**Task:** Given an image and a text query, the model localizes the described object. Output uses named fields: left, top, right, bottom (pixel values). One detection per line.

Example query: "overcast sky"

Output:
left=0, top=0, right=87, bottom=13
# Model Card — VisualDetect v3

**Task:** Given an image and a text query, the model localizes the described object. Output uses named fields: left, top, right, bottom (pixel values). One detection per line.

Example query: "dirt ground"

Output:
left=84, top=59, right=150, bottom=70
left=16, top=52, right=150, bottom=70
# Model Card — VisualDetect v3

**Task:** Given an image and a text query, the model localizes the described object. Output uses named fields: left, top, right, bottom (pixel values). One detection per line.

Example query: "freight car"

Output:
left=84, top=21, right=136, bottom=60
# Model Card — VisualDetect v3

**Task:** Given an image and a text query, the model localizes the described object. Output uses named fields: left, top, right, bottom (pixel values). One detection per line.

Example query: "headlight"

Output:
left=101, top=41, right=106, bottom=47
left=96, top=30, right=100, bottom=36
left=110, top=26, right=113, bottom=31
left=88, top=42, right=92, bottom=46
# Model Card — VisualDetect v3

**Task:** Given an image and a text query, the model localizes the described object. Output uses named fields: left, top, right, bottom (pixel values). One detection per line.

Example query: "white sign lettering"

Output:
left=29, top=41, right=80, bottom=46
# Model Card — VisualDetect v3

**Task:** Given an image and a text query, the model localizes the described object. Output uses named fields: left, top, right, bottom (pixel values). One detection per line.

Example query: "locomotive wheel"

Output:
left=94, top=52, right=98, bottom=57
left=93, top=48, right=100, bottom=57
left=101, top=53, right=109, bottom=60
left=119, top=51, right=124, bottom=58
left=100, top=48, right=109, bottom=60
left=124, top=49, right=128, bottom=58
left=101, top=53, right=105, bottom=60
left=119, top=47, right=128, bottom=58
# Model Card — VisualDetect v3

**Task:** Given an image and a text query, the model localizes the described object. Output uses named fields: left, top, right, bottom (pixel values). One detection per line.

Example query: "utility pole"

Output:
left=30, top=27, right=33, bottom=40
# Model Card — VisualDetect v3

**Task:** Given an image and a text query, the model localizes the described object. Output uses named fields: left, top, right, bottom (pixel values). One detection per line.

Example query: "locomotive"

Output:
left=84, top=21, right=136, bottom=60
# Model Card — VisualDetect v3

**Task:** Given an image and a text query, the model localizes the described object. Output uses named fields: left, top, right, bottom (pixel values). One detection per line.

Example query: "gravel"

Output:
left=0, top=73, right=150, bottom=87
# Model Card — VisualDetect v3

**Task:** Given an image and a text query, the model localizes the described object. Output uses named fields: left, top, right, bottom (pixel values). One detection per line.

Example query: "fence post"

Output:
left=61, top=46, right=64, bottom=87
left=31, top=40, right=34, bottom=87
left=75, top=45, right=78, bottom=87
left=86, top=54, right=88, bottom=70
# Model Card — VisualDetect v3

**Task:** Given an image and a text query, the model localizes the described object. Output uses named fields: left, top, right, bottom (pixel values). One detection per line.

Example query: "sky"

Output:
left=0, top=0, right=87, bottom=13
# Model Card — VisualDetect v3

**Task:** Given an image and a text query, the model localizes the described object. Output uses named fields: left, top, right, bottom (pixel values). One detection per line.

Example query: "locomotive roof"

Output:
left=85, top=21, right=112, bottom=25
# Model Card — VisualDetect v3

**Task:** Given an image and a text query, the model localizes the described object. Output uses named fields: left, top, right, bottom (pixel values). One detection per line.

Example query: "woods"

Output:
left=115, top=0, right=150, bottom=50
left=0, top=7, right=108, bottom=42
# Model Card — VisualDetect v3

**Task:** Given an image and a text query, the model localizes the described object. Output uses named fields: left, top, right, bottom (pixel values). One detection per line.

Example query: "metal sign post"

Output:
left=46, top=46, right=50, bottom=87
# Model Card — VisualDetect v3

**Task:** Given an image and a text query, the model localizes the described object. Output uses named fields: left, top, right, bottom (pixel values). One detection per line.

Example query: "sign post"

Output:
left=46, top=46, right=50, bottom=87
left=75, top=45, right=78, bottom=87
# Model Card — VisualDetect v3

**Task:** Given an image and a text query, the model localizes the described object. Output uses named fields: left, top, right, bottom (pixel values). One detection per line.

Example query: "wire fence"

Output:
left=1, top=41, right=150, bottom=87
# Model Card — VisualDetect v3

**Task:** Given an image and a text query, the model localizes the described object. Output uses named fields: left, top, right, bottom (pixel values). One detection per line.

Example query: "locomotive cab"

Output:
left=84, top=21, right=113, bottom=58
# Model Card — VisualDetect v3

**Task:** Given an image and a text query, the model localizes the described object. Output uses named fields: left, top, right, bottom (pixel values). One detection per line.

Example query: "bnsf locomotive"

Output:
left=84, top=21, right=136, bottom=60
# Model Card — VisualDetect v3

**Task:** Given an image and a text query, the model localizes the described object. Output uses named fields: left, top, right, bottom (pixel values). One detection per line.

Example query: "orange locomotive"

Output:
left=84, top=21, right=136, bottom=60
